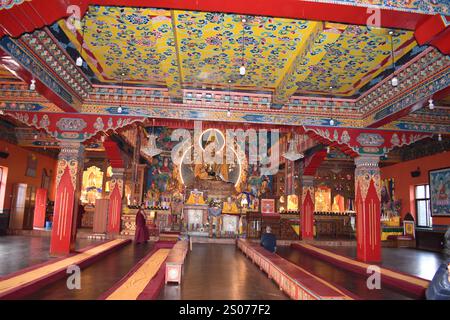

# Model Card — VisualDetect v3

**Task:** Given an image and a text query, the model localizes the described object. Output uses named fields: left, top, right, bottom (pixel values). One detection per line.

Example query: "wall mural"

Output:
left=429, top=167, right=450, bottom=216
left=142, top=127, right=275, bottom=205
left=81, top=166, right=104, bottom=204
left=380, top=178, right=401, bottom=222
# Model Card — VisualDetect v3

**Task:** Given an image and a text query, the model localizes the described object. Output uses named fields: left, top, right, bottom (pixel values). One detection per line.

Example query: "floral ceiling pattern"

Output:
left=50, top=5, right=422, bottom=100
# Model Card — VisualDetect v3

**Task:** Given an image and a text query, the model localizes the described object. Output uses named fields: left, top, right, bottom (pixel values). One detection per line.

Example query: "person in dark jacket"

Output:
left=260, top=226, right=276, bottom=253
left=426, top=227, right=450, bottom=300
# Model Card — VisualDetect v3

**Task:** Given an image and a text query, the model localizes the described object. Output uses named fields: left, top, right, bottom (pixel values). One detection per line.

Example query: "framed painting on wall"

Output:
left=429, top=167, right=450, bottom=216
left=25, top=154, right=38, bottom=177
left=261, top=199, right=275, bottom=214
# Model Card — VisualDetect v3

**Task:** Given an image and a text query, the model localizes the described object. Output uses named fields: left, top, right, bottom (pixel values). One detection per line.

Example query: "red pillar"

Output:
left=354, top=156, right=381, bottom=263
left=301, top=175, right=315, bottom=240
left=50, top=141, right=84, bottom=255
left=107, top=168, right=124, bottom=234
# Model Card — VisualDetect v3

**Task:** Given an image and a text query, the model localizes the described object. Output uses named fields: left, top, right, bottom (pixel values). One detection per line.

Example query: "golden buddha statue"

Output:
left=186, top=189, right=206, bottom=205
left=222, top=196, right=239, bottom=214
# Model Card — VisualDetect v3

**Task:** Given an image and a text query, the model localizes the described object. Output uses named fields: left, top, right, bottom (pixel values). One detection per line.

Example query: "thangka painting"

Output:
left=380, top=178, right=401, bottom=217
left=25, top=153, right=37, bottom=177
left=261, top=199, right=275, bottom=214
left=246, top=164, right=272, bottom=197
left=146, top=155, right=177, bottom=199
left=315, top=186, right=331, bottom=212
left=429, top=167, right=450, bottom=216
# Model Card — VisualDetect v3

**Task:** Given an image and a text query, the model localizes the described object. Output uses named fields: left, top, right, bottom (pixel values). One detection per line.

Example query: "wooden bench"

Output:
left=237, top=239, right=354, bottom=300
left=165, top=240, right=188, bottom=285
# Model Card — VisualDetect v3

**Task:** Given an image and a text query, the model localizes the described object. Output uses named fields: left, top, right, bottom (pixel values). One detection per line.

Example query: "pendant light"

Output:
left=141, top=118, right=163, bottom=158
left=76, top=17, right=86, bottom=67
left=283, top=132, right=304, bottom=161
left=117, top=72, right=125, bottom=114
left=239, top=17, right=246, bottom=76
left=389, top=31, right=398, bottom=87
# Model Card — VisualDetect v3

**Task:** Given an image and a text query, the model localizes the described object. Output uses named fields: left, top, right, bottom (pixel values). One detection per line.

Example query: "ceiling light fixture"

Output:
left=389, top=31, right=398, bottom=87
left=283, top=133, right=304, bottom=161
left=29, top=79, right=36, bottom=91
left=428, top=98, right=434, bottom=110
left=329, top=118, right=335, bottom=126
left=391, top=76, right=398, bottom=87
left=118, top=71, right=125, bottom=114
left=141, top=118, right=163, bottom=158
left=76, top=18, right=86, bottom=67
left=76, top=56, right=83, bottom=67
left=438, top=134, right=442, bottom=142
left=326, top=146, right=331, bottom=154
left=239, top=17, right=246, bottom=76
left=239, top=65, right=246, bottom=76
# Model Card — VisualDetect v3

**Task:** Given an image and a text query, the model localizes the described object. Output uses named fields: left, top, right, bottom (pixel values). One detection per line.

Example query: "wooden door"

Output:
left=9, top=183, right=27, bottom=230
left=33, top=188, right=47, bottom=228
left=23, top=185, right=36, bottom=230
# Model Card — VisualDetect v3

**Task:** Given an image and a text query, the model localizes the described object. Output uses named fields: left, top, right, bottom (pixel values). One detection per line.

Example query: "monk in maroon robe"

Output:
left=134, top=205, right=149, bottom=244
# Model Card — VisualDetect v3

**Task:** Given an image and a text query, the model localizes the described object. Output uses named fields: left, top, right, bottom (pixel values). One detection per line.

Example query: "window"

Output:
left=415, top=185, right=432, bottom=227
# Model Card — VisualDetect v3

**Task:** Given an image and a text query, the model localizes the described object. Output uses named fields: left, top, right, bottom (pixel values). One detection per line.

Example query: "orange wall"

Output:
left=381, top=151, right=450, bottom=226
left=0, top=141, right=57, bottom=210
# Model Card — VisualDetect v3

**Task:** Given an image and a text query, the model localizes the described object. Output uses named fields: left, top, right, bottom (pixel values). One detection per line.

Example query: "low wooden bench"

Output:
left=165, top=240, right=188, bottom=285
left=237, top=239, right=354, bottom=300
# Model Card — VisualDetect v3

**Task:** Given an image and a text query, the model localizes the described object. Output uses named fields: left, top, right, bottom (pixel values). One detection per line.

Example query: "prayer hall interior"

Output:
left=0, top=0, right=449, bottom=301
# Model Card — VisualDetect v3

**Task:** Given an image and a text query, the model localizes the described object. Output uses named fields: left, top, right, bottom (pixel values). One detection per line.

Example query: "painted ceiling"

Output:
left=49, top=5, right=423, bottom=100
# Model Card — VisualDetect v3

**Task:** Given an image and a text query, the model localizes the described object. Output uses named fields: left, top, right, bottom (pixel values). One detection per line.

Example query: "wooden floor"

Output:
left=0, top=235, right=97, bottom=276
left=158, top=243, right=288, bottom=300
left=23, top=242, right=153, bottom=300
left=317, top=245, right=444, bottom=281
left=277, top=246, right=414, bottom=299
left=0, top=235, right=444, bottom=300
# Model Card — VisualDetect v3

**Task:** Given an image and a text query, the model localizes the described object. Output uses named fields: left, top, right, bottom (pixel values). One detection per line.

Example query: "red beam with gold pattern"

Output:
left=0, top=0, right=439, bottom=38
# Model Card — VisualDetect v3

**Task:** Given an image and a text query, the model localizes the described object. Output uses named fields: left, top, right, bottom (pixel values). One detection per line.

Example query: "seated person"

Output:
left=260, top=226, right=277, bottom=253
left=426, top=227, right=450, bottom=300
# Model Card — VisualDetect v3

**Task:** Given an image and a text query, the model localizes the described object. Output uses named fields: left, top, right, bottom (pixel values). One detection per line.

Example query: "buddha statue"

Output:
left=222, top=196, right=239, bottom=215
left=186, top=189, right=206, bottom=205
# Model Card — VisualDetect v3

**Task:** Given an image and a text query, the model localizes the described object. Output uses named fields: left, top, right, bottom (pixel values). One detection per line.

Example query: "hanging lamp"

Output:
left=141, top=119, right=163, bottom=158
left=283, top=133, right=304, bottom=161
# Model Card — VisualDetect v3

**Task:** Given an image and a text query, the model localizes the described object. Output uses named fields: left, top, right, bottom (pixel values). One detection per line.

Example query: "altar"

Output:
left=184, top=204, right=209, bottom=236
left=222, top=214, right=240, bottom=237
